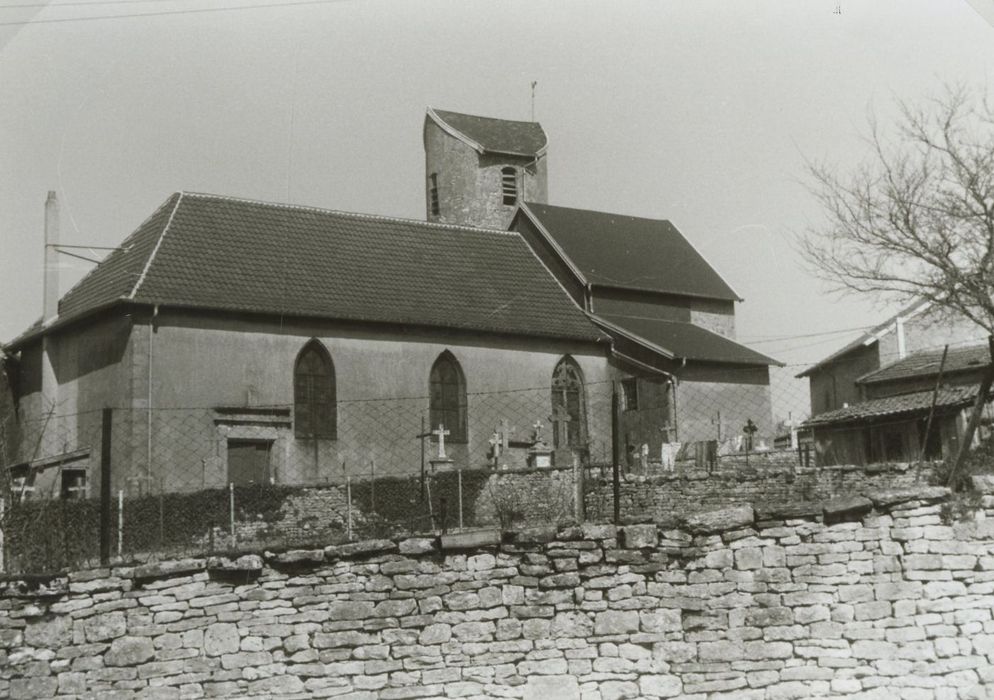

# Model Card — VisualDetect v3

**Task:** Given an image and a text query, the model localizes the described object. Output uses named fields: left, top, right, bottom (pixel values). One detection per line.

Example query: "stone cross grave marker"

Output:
left=432, top=424, right=451, bottom=460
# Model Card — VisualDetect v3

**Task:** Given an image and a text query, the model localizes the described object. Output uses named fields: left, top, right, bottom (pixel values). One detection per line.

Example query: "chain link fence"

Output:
left=0, top=371, right=825, bottom=575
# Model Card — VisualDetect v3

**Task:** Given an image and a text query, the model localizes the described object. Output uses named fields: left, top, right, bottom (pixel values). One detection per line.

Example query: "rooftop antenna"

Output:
left=530, top=81, right=538, bottom=121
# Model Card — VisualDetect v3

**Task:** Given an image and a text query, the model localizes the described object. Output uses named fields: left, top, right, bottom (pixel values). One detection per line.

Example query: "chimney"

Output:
left=43, top=190, right=59, bottom=324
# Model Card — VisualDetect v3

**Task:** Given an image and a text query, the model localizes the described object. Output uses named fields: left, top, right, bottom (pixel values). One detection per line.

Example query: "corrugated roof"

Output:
left=594, top=314, right=780, bottom=366
left=428, top=108, right=547, bottom=157
left=857, top=343, right=991, bottom=386
left=795, top=299, right=930, bottom=378
left=10, top=192, right=606, bottom=346
left=803, top=385, right=978, bottom=427
left=521, top=202, right=740, bottom=301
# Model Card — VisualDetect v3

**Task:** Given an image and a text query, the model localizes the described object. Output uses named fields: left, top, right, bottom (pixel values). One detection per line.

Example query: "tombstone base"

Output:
left=430, top=458, right=455, bottom=472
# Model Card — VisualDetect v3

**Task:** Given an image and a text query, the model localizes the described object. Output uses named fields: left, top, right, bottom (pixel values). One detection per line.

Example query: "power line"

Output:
left=0, top=0, right=349, bottom=26
left=0, top=0, right=179, bottom=9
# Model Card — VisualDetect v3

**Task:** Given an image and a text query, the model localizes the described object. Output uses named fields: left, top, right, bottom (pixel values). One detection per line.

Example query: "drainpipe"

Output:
left=147, top=305, right=158, bottom=489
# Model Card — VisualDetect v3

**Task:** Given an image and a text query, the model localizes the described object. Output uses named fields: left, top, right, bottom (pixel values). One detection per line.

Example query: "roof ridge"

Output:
left=431, top=106, right=542, bottom=127
left=179, top=190, right=519, bottom=237
left=130, top=192, right=184, bottom=299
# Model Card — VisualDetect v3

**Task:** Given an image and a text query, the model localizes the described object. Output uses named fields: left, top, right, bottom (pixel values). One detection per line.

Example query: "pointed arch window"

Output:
left=430, top=351, right=467, bottom=443
left=294, top=340, right=336, bottom=439
left=551, top=356, right=586, bottom=449
left=501, top=167, right=518, bottom=205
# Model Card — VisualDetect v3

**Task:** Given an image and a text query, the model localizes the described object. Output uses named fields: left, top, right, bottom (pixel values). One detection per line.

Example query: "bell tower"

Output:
left=423, top=107, right=548, bottom=229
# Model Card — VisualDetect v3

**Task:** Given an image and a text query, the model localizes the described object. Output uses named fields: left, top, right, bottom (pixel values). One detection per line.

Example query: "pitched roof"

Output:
left=520, top=202, right=740, bottom=301
left=856, top=343, right=991, bottom=386
left=795, top=299, right=931, bottom=378
left=9, top=192, right=607, bottom=347
left=803, top=385, right=978, bottom=427
left=427, top=108, right=548, bottom=157
left=594, top=314, right=780, bottom=366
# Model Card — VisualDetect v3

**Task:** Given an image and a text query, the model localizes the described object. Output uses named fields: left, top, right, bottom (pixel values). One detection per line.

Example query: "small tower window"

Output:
left=429, top=173, right=440, bottom=216
left=501, top=167, right=517, bottom=205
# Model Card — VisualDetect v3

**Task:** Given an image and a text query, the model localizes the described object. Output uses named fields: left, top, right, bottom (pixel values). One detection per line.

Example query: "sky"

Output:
left=2, top=0, right=994, bottom=420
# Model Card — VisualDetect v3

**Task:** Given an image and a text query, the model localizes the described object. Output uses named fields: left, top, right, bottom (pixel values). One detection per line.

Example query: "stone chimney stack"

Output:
left=43, top=190, right=59, bottom=324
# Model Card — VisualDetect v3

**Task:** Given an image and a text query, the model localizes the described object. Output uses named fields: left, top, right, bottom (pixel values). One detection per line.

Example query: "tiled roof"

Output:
left=857, top=343, right=991, bottom=386
left=803, top=386, right=978, bottom=427
left=521, top=202, right=740, bottom=301
left=594, top=314, right=780, bottom=366
left=795, top=299, right=930, bottom=378
left=10, top=193, right=607, bottom=346
left=428, top=108, right=548, bottom=157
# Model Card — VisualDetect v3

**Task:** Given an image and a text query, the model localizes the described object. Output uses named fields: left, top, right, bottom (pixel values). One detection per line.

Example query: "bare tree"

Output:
left=800, top=84, right=994, bottom=333
left=801, top=85, right=994, bottom=481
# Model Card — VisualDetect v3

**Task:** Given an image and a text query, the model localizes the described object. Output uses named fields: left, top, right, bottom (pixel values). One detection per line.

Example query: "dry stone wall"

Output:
left=3, top=485, right=994, bottom=699
left=585, top=461, right=928, bottom=525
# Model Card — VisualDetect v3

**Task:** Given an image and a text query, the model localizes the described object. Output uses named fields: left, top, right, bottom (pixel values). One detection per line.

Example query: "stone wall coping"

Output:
left=0, top=484, right=955, bottom=598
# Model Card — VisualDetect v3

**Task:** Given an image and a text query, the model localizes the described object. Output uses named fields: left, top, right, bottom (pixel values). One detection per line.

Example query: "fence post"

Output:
left=0, top=497, right=5, bottom=573
left=229, top=483, right=236, bottom=548
left=117, top=490, right=123, bottom=558
left=346, top=476, right=353, bottom=540
left=572, top=453, right=584, bottom=523
left=458, top=469, right=464, bottom=530
left=612, top=383, right=621, bottom=525
left=158, top=478, right=164, bottom=549
left=100, top=407, right=112, bottom=564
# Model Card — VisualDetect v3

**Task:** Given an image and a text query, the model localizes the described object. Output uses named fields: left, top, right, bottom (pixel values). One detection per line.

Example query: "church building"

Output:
left=3, top=108, right=777, bottom=500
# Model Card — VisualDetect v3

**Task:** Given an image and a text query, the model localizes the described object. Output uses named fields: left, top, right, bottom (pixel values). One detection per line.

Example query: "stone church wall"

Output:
left=3, top=486, right=994, bottom=698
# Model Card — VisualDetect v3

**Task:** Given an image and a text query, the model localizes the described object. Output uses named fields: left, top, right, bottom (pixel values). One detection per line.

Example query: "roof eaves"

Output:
left=589, top=282, right=740, bottom=303
left=3, top=298, right=135, bottom=351
left=588, top=314, right=676, bottom=360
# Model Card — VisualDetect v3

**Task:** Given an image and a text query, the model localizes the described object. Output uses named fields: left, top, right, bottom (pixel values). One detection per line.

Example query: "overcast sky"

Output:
left=3, top=0, right=994, bottom=415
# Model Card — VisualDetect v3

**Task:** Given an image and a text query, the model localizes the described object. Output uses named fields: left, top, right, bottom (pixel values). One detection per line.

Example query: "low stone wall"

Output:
left=2, top=485, right=994, bottom=699
left=585, top=461, right=930, bottom=524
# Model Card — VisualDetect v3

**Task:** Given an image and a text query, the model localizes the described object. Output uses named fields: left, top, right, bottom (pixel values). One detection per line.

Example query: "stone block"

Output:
left=204, top=623, right=240, bottom=656
left=399, top=537, right=437, bottom=555
left=735, top=547, right=763, bottom=570
left=24, top=615, right=72, bottom=648
left=621, top=524, right=657, bottom=548
left=268, top=549, right=325, bottom=565
left=206, top=554, right=263, bottom=571
left=133, top=558, right=205, bottom=581
left=594, top=609, right=639, bottom=635
left=104, top=636, right=155, bottom=666
left=684, top=505, right=754, bottom=534
left=582, top=523, right=617, bottom=540
left=698, top=640, right=745, bottom=661
left=83, top=611, right=126, bottom=642
left=440, top=529, right=501, bottom=550
left=971, top=475, right=994, bottom=494
left=867, top=486, right=950, bottom=507
left=755, top=502, right=822, bottom=521
left=823, top=496, right=873, bottom=519
left=324, top=539, right=397, bottom=559
left=639, top=674, right=682, bottom=698
left=523, top=675, right=580, bottom=700
left=640, top=608, right=681, bottom=633
left=513, top=525, right=558, bottom=544
left=550, top=611, right=594, bottom=638
left=419, top=624, right=451, bottom=645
